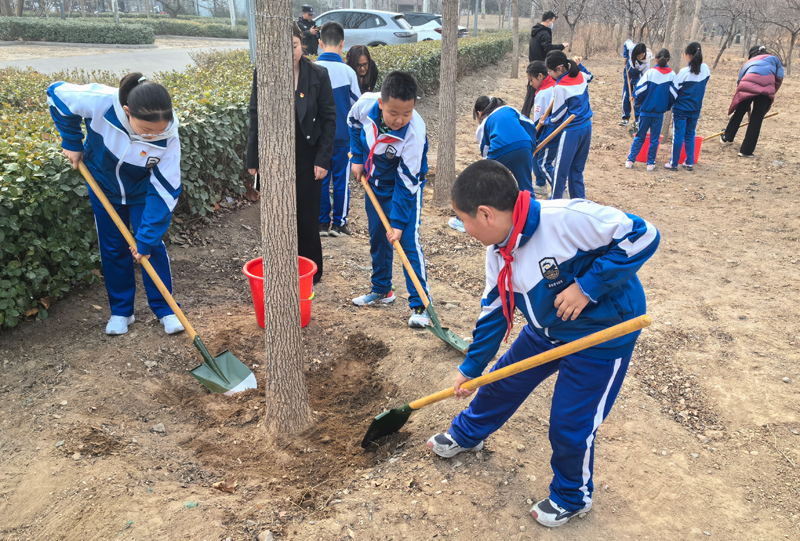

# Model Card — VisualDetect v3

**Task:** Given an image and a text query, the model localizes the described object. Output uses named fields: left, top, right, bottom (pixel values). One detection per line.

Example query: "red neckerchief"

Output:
left=536, top=76, right=557, bottom=94
left=497, top=191, right=531, bottom=341
left=365, top=122, right=397, bottom=179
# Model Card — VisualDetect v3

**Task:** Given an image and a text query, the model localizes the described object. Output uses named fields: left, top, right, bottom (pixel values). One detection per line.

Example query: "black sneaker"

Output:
left=319, top=223, right=330, bottom=237
left=682, top=164, right=694, bottom=171
left=720, top=134, right=730, bottom=144
left=530, top=497, right=592, bottom=528
left=329, top=224, right=350, bottom=237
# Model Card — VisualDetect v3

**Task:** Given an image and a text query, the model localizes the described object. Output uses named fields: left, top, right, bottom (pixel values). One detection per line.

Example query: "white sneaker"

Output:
left=106, top=315, right=135, bottom=335
left=352, top=290, right=395, bottom=306
left=447, top=216, right=465, bottom=233
left=408, top=307, right=430, bottom=328
left=427, top=432, right=484, bottom=458
left=530, top=498, right=592, bottom=528
left=625, top=160, right=634, bottom=169
left=646, top=164, right=656, bottom=171
left=160, top=314, right=185, bottom=334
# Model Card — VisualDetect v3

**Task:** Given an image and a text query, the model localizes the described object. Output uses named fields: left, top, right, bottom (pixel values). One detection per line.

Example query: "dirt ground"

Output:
left=1, top=44, right=799, bottom=540
left=0, top=38, right=246, bottom=61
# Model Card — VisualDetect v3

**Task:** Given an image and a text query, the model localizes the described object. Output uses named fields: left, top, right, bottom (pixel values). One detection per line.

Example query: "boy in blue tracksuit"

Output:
left=47, top=74, right=184, bottom=336
left=621, top=40, right=652, bottom=125
left=316, top=21, right=361, bottom=236
left=428, top=159, right=660, bottom=529
left=348, top=71, right=432, bottom=328
left=666, top=42, right=710, bottom=171
left=543, top=52, right=593, bottom=200
left=626, top=49, right=676, bottom=170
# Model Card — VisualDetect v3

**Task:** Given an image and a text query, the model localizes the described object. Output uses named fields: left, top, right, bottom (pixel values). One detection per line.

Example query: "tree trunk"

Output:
left=786, top=31, right=796, bottom=77
left=690, top=0, right=702, bottom=41
left=662, top=0, right=684, bottom=141
left=712, top=19, right=736, bottom=69
left=145, top=0, right=150, bottom=18
left=568, top=23, right=575, bottom=52
left=511, top=0, right=519, bottom=77
left=435, top=0, right=459, bottom=208
left=113, top=0, right=120, bottom=23
left=0, top=0, right=12, bottom=17
left=663, top=0, right=676, bottom=49
left=254, top=0, right=314, bottom=435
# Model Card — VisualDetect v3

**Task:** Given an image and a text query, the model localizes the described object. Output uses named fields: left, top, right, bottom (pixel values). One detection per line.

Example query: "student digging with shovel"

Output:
left=47, top=73, right=184, bottom=337
left=427, top=160, right=660, bottom=528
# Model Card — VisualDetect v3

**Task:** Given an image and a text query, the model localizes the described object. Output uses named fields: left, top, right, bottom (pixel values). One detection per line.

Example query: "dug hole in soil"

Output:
left=2, top=46, right=800, bottom=540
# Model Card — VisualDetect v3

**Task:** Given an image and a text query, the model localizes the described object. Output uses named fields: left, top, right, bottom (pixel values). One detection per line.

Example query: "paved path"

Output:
left=0, top=43, right=248, bottom=76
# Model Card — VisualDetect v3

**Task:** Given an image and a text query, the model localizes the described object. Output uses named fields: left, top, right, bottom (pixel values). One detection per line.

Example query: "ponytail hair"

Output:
left=655, top=48, right=670, bottom=68
left=748, top=44, right=767, bottom=59
left=545, top=50, right=580, bottom=78
left=118, top=72, right=173, bottom=123
left=631, top=42, right=647, bottom=62
left=685, top=41, right=702, bottom=74
left=526, top=60, right=548, bottom=78
left=473, top=96, right=506, bottom=120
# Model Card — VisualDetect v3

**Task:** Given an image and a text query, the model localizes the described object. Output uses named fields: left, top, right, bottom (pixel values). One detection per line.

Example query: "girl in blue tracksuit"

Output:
left=621, top=40, right=652, bottom=125
left=47, top=73, right=184, bottom=337
left=474, top=96, right=537, bottom=193
left=626, top=49, right=675, bottom=170
left=543, top=51, right=593, bottom=200
left=666, top=42, right=710, bottom=171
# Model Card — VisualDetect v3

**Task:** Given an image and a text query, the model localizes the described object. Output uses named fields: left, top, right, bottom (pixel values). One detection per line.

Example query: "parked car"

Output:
left=313, top=9, right=417, bottom=48
left=401, top=12, right=469, bottom=41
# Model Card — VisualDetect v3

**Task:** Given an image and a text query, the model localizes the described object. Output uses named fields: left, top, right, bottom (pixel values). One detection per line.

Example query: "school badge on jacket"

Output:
left=539, top=257, right=565, bottom=289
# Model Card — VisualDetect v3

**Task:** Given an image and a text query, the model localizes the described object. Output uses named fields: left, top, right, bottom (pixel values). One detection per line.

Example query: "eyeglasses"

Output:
left=357, top=62, right=369, bottom=69
left=129, top=117, right=168, bottom=139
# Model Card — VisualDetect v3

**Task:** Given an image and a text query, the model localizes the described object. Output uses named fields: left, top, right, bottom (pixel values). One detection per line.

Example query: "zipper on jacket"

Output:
left=115, top=141, right=131, bottom=204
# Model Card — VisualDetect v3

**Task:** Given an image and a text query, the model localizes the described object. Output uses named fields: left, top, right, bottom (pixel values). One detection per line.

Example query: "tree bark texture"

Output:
left=511, top=0, right=519, bottom=78
left=255, top=0, right=313, bottom=435
left=663, top=0, right=676, bottom=49
left=690, top=0, right=702, bottom=42
left=662, top=0, right=684, bottom=140
left=434, top=0, right=458, bottom=208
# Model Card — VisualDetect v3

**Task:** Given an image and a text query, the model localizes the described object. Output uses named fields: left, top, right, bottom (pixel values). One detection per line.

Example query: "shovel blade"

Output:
left=425, top=305, right=469, bottom=354
left=189, top=337, right=257, bottom=395
left=361, top=403, right=414, bottom=448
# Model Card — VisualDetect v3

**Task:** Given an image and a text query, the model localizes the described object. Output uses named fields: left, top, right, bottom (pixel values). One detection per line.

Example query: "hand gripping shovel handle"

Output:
left=702, top=111, right=779, bottom=142
left=359, top=174, right=430, bottom=309
left=535, top=99, right=554, bottom=133
left=78, top=162, right=197, bottom=340
left=533, top=114, right=575, bottom=156
left=408, top=315, right=651, bottom=410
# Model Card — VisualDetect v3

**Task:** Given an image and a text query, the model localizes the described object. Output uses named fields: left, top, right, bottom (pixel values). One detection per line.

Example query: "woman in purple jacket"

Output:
left=721, top=45, right=784, bottom=157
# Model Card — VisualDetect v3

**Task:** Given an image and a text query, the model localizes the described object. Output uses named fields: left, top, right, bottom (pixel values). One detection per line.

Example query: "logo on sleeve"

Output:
left=145, top=157, right=161, bottom=169
left=539, top=257, right=560, bottom=280
left=384, top=145, right=397, bottom=159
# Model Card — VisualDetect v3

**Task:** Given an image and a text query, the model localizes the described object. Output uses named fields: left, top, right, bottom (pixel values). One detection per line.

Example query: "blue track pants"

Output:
left=551, top=126, right=591, bottom=200
left=319, top=145, right=351, bottom=226
left=627, top=115, right=663, bottom=165
left=670, top=114, right=699, bottom=166
left=494, top=147, right=533, bottom=193
left=621, top=71, right=641, bottom=120
left=534, top=138, right=557, bottom=191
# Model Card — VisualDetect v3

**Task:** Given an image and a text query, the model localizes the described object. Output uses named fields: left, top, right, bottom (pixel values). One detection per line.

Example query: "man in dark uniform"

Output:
left=298, top=4, right=319, bottom=56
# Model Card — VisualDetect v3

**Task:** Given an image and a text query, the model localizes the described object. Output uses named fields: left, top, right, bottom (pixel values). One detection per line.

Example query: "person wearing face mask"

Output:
left=47, top=73, right=184, bottom=336
left=528, top=11, right=569, bottom=63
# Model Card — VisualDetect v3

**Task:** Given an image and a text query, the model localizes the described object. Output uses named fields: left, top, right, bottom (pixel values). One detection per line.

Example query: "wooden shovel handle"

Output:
left=78, top=161, right=197, bottom=340
left=625, top=63, right=636, bottom=124
left=359, top=174, right=430, bottom=309
left=533, top=114, right=575, bottom=156
left=702, top=111, right=779, bottom=142
left=409, top=315, right=651, bottom=410
left=535, top=99, right=554, bottom=133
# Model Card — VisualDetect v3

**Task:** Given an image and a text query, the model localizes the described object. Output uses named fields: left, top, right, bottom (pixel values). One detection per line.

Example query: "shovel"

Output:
left=533, top=114, right=575, bottom=156
left=361, top=315, right=651, bottom=448
left=78, top=162, right=257, bottom=395
left=702, top=111, right=779, bottom=142
left=359, top=174, right=469, bottom=355
left=625, top=66, right=638, bottom=138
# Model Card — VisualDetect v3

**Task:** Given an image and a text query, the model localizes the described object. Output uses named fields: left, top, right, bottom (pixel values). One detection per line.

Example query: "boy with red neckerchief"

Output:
left=427, top=160, right=660, bottom=528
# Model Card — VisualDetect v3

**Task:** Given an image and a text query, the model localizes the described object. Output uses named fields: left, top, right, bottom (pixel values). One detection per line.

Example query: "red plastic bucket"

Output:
left=243, top=257, right=317, bottom=328
left=635, top=134, right=663, bottom=163
left=678, top=136, right=703, bottom=165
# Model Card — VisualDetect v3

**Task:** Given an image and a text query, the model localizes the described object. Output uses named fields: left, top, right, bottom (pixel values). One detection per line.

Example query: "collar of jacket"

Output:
left=317, top=52, right=344, bottom=63
left=654, top=66, right=673, bottom=74
left=531, top=23, right=550, bottom=37
left=491, top=193, right=541, bottom=254
left=555, top=72, right=585, bottom=86
left=537, top=76, right=557, bottom=92
left=367, top=99, right=409, bottom=141
left=112, top=90, right=179, bottom=143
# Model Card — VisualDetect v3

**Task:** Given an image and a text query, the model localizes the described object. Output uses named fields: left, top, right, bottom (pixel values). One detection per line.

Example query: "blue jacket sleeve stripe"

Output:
left=458, top=288, right=508, bottom=379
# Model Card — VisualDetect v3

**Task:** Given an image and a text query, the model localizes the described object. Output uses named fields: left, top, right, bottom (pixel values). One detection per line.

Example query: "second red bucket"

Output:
left=243, top=257, right=317, bottom=328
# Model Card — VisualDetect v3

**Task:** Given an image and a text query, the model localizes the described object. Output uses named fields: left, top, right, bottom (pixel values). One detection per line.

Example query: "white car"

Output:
left=402, top=12, right=469, bottom=41
left=314, top=9, right=418, bottom=47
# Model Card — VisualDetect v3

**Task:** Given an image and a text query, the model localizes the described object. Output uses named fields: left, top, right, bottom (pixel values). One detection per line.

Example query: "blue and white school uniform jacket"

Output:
left=47, top=82, right=181, bottom=256
left=532, top=76, right=557, bottom=125
left=578, top=62, right=594, bottom=83
left=670, top=63, right=710, bottom=118
left=623, top=40, right=652, bottom=81
left=476, top=106, right=536, bottom=159
left=348, top=93, right=429, bottom=229
left=634, top=66, right=676, bottom=117
left=315, top=52, right=361, bottom=148
left=544, top=71, right=593, bottom=132
left=458, top=196, right=660, bottom=379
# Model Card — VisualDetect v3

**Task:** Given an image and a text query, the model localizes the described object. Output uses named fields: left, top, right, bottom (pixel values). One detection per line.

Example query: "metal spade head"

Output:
left=361, top=403, right=414, bottom=448
left=189, top=336, right=257, bottom=395
left=425, top=305, right=469, bottom=354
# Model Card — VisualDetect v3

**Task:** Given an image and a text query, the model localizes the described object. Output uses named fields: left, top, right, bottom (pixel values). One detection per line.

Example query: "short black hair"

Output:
left=451, top=160, right=519, bottom=217
left=380, top=71, right=418, bottom=103
left=320, top=21, right=344, bottom=47
left=542, top=11, right=557, bottom=22
left=527, top=60, right=547, bottom=77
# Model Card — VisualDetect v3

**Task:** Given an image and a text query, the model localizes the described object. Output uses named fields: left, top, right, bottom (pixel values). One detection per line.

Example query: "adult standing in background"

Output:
left=346, top=45, right=379, bottom=94
left=528, top=11, right=568, bottom=63
left=297, top=4, right=319, bottom=56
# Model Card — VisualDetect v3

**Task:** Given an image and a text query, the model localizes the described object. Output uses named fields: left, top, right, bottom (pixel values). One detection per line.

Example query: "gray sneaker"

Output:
left=533, top=185, right=550, bottom=197
left=318, top=223, right=330, bottom=237
left=426, top=432, right=484, bottom=458
left=530, top=498, right=592, bottom=528
left=329, top=224, right=350, bottom=237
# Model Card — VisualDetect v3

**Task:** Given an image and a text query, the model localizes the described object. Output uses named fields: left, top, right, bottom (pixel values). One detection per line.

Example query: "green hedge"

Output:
left=0, top=32, right=512, bottom=328
left=91, top=13, right=249, bottom=26
left=142, top=19, right=248, bottom=39
left=0, top=17, right=155, bottom=44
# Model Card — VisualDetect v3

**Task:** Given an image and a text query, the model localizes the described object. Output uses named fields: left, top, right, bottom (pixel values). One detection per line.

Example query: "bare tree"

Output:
left=512, top=0, right=520, bottom=77
left=435, top=0, right=459, bottom=208
left=690, top=0, right=702, bottom=41
left=757, top=1, right=800, bottom=76
left=255, top=0, right=314, bottom=435
left=562, top=0, right=590, bottom=52
left=0, top=0, right=13, bottom=17
left=708, top=0, right=747, bottom=68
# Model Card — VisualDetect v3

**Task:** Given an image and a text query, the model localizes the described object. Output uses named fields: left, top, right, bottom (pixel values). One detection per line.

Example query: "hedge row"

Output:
left=0, top=32, right=513, bottom=328
left=0, top=17, right=155, bottom=44
left=91, top=13, right=248, bottom=26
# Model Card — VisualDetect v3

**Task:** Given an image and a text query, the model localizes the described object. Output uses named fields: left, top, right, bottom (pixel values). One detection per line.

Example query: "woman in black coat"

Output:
left=247, top=23, right=336, bottom=284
